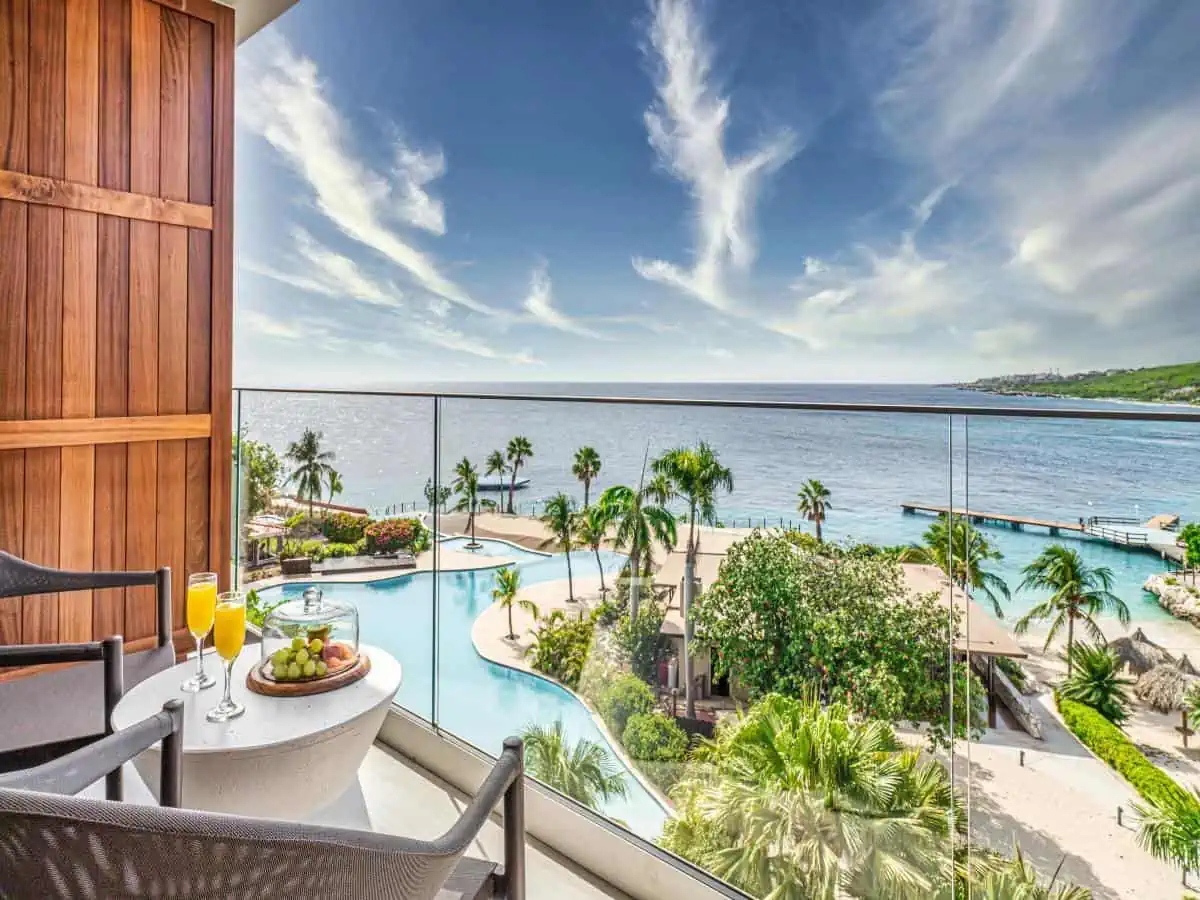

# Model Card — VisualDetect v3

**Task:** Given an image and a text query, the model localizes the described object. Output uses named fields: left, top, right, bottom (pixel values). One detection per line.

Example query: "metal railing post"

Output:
left=102, top=635, right=124, bottom=800
left=502, top=737, right=526, bottom=900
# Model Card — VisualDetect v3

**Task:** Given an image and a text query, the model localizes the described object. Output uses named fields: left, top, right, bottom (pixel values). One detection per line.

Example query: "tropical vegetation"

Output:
left=613, top=598, right=668, bottom=684
left=661, top=693, right=961, bottom=899
left=527, top=608, right=595, bottom=690
left=963, top=847, right=1093, bottom=899
left=1015, top=545, right=1128, bottom=669
left=521, top=720, right=627, bottom=810
left=540, top=492, right=577, bottom=601
left=486, top=449, right=509, bottom=495
left=573, top=503, right=612, bottom=594
left=492, top=566, right=536, bottom=640
left=572, top=446, right=602, bottom=508
left=423, top=476, right=451, bottom=512
left=899, top=514, right=1010, bottom=617
left=653, top=441, right=733, bottom=558
left=1135, top=785, right=1200, bottom=876
left=284, top=428, right=340, bottom=517
left=1058, top=642, right=1134, bottom=725
left=505, top=436, right=533, bottom=514
left=322, top=511, right=367, bottom=543
left=595, top=673, right=656, bottom=736
left=964, top=360, right=1200, bottom=404
left=695, top=532, right=983, bottom=746
left=363, top=517, right=429, bottom=554
left=452, top=457, right=489, bottom=546
left=622, top=711, right=689, bottom=763
left=795, top=478, right=832, bottom=542
left=233, top=436, right=282, bottom=518
left=599, top=483, right=676, bottom=621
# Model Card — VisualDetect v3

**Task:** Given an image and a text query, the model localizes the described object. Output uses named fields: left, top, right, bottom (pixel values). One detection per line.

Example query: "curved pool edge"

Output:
left=467, top=589, right=676, bottom=819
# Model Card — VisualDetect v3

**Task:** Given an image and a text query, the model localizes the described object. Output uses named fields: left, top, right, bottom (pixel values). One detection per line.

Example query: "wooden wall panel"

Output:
left=1, top=0, right=231, bottom=656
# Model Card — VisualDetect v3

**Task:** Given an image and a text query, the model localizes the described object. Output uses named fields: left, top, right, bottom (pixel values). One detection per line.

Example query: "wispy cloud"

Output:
left=632, top=0, right=798, bottom=311
left=410, top=321, right=537, bottom=364
left=239, top=33, right=494, bottom=315
left=239, top=308, right=310, bottom=341
left=244, top=227, right=402, bottom=309
left=521, top=262, right=606, bottom=339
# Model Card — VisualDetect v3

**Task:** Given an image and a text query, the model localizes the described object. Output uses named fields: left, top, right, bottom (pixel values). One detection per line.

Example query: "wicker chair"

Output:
left=0, top=728, right=526, bottom=900
left=0, top=551, right=174, bottom=799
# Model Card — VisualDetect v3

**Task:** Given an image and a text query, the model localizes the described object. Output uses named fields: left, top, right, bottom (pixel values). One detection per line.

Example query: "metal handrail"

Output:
left=232, top=386, right=1200, bottom=423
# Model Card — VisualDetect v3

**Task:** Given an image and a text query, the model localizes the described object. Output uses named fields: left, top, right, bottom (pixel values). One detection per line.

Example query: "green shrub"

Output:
left=323, top=511, right=367, bottom=543
left=623, top=712, right=688, bottom=762
left=284, top=511, right=306, bottom=529
left=614, top=600, right=668, bottom=684
left=996, top=655, right=1028, bottom=692
left=364, top=517, right=429, bottom=554
left=281, top=538, right=326, bottom=560
left=1057, top=694, right=1192, bottom=808
left=597, top=674, right=655, bottom=736
left=322, top=541, right=362, bottom=559
left=1165, top=576, right=1178, bottom=586
left=527, top=610, right=594, bottom=690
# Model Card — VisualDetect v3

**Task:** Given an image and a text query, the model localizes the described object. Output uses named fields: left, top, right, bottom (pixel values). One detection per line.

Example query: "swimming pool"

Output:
left=256, top=547, right=669, bottom=839
left=436, top=536, right=549, bottom=558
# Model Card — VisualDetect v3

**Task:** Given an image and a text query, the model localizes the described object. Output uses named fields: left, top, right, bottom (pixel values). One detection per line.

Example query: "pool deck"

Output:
left=247, top=545, right=520, bottom=590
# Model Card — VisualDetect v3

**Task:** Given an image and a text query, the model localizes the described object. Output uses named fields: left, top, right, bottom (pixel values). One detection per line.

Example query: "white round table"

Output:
left=111, top=643, right=401, bottom=820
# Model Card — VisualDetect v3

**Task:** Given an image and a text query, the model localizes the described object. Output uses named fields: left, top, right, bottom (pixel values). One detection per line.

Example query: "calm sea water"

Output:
left=238, top=383, right=1200, bottom=641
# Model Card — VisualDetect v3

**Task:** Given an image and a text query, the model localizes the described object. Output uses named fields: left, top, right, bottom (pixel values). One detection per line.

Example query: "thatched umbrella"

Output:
left=1135, top=663, right=1199, bottom=713
left=1109, top=627, right=1175, bottom=676
left=1178, top=654, right=1199, bottom=677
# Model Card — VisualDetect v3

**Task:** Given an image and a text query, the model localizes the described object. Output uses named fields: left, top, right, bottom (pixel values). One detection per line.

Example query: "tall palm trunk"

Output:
left=687, top=501, right=697, bottom=559
left=508, top=469, right=517, bottom=515
left=629, top=547, right=641, bottom=621
left=565, top=547, right=574, bottom=602
left=594, top=545, right=606, bottom=593
left=507, top=604, right=514, bottom=640
left=1067, top=611, right=1076, bottom=673
left=815, top=516, right=822, bottom=542
left=583, top=481, right=590, bottom=509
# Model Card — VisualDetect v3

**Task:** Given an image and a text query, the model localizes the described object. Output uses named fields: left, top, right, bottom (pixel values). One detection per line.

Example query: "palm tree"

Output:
left=899, top=514, right=1011, bottom=617
left=540, top=493, right=577, bottom=601
left=796, top=478, right=832, bottom=543
left=661, top=693, right=960, bottom=899
left=642, top=472, right=675, bottom=507
left=521, top=720, right=627, bottom=811
left=285, top=428, right=337, bottom=518
left=505, top=436, right=533, bottom=515
left=452, top=458, right=482, bottom=548
left=965, top=847, right=1093, bottom=899
left=572, top=446, right=602, bottom=509
left=652, top=442, right=733, bottom=560
left=1015, top=545, right=1129, bottom=670
left=574, top=503, right=612, bottom=595
left=327, top=470, right=344, bottom=504
left=486, top=449, right=509, bottom=502
left=492, top=566, right=537, bottom=640
left=599, top=484, right=677, bottom=620
left=1135, top=786, right=1200, bottom=875
left=423, top=477, right=451, bottom=513
left=1059, top=642, right=1135, bottom=724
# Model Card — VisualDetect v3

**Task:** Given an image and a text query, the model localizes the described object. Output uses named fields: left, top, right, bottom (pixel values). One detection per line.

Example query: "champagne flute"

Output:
left=206, top=591, right=247, bottom=722
left=181, top=572, right=218, bottom=692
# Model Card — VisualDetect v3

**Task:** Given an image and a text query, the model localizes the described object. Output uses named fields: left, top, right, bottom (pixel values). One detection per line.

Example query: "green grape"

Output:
left=315, top=660, right=328, bottom=677
left=271, top=662, right=287, bottom=679
left=271, top=648, right=290, bottom=666
left=308, top=638, right=324, bottom=655
left=302, top=659, right=316, bottom=677
left=295, top=648, right=310, bottom=665
left=286, top=661, right=301, bottom=680
left=290, top=637, right=306, bottom=651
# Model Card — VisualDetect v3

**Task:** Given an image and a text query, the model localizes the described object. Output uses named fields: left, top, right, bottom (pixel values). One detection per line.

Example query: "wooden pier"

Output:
left=901, top=503, right=1085, bottom=536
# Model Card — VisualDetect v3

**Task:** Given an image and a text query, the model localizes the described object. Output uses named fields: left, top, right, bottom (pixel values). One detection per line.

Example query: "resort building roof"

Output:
left=899, top=564, right=1027, bottom=659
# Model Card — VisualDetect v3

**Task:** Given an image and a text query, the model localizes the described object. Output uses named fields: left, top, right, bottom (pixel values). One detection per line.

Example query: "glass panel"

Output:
left=960, top=408, right=1200, bottom=898
left=429, top=394, right=958, bottom=895
left=232, top=389, right=436, bottom=721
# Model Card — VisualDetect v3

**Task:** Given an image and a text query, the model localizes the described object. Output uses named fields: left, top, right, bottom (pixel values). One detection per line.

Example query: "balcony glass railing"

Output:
left=231, top=386, right=1200, bottom=899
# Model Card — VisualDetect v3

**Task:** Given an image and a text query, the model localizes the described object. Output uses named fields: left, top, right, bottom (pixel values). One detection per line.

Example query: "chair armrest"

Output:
left=0, top=700, right=183, bottom=803
left=0, top=641, right=105, bottom=669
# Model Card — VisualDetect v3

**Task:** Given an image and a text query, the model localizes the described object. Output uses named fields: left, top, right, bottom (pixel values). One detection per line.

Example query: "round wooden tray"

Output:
left=246, top=652, right=371, bottom=697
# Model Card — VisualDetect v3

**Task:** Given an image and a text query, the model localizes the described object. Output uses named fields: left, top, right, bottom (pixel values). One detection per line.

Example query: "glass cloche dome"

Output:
left=260, top=586, right=360, bottom=681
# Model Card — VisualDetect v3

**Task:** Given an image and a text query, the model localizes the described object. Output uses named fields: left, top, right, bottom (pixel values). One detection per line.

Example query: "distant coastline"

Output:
left=953, top=360, right=1200, bottom=406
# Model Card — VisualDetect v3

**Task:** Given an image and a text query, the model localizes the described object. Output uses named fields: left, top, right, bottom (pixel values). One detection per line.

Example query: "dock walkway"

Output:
left=900, top=503, right=1084, bottom=535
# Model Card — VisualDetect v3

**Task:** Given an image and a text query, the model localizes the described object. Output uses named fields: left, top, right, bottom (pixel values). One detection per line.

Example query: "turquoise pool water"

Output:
left=257, top=546, right=670, bottom=839
left=436, top=536, right=548, bottom=557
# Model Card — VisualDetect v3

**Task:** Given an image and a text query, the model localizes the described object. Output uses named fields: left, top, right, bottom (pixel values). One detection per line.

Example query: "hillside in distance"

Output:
left=959, top=361, right=1200, bottom=403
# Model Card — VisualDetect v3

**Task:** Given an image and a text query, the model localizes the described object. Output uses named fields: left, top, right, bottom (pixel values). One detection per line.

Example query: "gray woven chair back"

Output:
left=0, top=787, right=461, bottom=900
left=0, top=550, right=159, bottom=599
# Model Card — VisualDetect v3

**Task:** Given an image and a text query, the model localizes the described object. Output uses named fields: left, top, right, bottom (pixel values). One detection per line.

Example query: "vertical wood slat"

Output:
left=209, top=3, right=232, bottom=589
left=23, top=0, right=67, bottom=644
left=58, top=0, right=100, bottom=642
left=157, top=6, right=188, bottom=632
left=0, top=0, right=30, bottom=643
left=126, top=0, right=161, bottom=641
left=185, top=15, right=213, bottom=581
left=94, top=0, right=132, bottom=637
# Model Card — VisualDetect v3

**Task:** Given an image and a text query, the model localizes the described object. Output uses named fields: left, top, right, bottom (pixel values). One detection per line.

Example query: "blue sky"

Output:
left=234, top=0, right=1200, bottom=386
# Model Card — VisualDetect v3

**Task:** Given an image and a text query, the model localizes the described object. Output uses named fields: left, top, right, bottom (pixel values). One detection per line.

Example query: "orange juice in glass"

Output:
left=181, top=573, right=218, bottom=692
left=205, top=591, right=247, bottom=722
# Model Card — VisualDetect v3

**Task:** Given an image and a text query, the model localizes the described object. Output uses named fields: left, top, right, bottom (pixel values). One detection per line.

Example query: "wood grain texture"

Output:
left=98, top=0, right=130, bottom=192
left=0, top=0, right=29, bottom=424
left=22, top=448, right=60, bottom=643
left=145, top=0, right=217, bottom=25
left=0, top=0, right=30, bottom=175
left=184, top=437, right=209, bottom=577
left=0, top=170, right=213, bottom=227
left=208, top=2, right=233, bottom=588
left=92, top=442, right=127, bottom=638
left=124, top=439, right=156, bottom=641
left=0, top=413, right=211, bottom=449
left=0, top=450, right=23, bottom=643
left=156, top=439, right=185, bottom=635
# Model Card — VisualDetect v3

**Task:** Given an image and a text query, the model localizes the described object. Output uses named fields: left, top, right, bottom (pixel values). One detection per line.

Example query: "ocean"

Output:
left=237, top=382, right=1200, bottom=647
